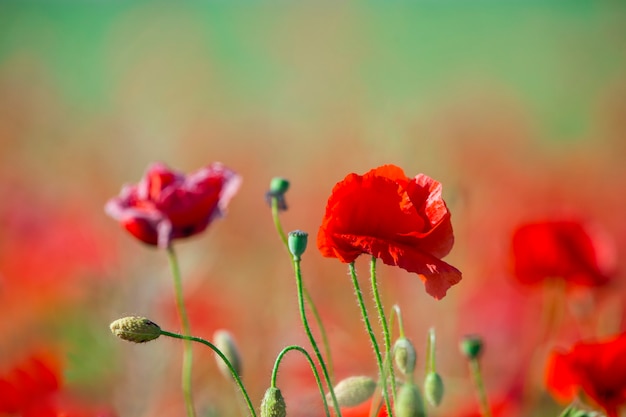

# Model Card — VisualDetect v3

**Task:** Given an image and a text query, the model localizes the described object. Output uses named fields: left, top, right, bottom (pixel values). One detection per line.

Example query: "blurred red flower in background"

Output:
left=545, top=333, right=626, bottom=417
left=317, top=164, right=461, bottom=299
left=0, top=350, right=116, bottom=417
left=105, top=162, right=241, bottom=248
left=331, top=398, right=388, bottom=417
left=511, top=220, right=616, bottom=287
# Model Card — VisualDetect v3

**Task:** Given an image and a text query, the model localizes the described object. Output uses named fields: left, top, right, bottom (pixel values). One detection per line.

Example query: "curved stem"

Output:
left=270, top=345, right=330, bottom=417
left=271, top=197, right=334, bottom=381
left=160, top=330, right=257, bottom=417
left=293, top=258, right=342, bottom=417
left=166, top=245, right=196, bottom=417
left=392, top=305, right=406, bottom=339
left=349, top=262, right=393, bottom=417
left=370, top=257, right=397, bottom=406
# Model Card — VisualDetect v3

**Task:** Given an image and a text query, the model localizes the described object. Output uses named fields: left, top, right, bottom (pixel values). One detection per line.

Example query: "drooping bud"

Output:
left=395, top=382, right=426, bottom=417
left=460, top=335, right=484, bottom=360
left=213, top=329, right=242, bottom=380
left=260, top=387, right=286, bottom=417
left=393, top=337, right=417, bottom=375
left=423, top=371, right=444, bottom=407
left=110, top=316, right=161, bottom=343
left=288, top=230, right=308, bottom=260
left=266, top=177, right=290, bottom=211
left=328, top=375, right=377, bottom=407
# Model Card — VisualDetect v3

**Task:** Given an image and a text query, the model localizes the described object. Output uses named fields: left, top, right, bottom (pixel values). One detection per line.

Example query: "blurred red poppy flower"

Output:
left=317, top=164, right=461, bottom=299
left=105, top=162, right=241, bottom=248
left=0, top=351, right=117, bottom=417
left=511, top=220, right=615, bottom=287
left=545, top=333, right=626, bottom=417
left=331, top=397, right=389, bottom=417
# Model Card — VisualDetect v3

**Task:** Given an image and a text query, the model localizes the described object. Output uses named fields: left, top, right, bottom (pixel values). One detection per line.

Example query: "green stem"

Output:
left=469, top=358, right=492, bottom=417
left=166, top=245, right=196, bottom=417
left=270, top=345, right=330, bottom=417
left=427, top=328, right=436, bottom=373
left=370, top=257, right=397, bottom=407
left=160, top=330, right=257, bottom=417
left=293, top=258, right=342, bottom=417
left=270, top=197, right=334, bottom=381
left=349, top=262, right=393, bottom=417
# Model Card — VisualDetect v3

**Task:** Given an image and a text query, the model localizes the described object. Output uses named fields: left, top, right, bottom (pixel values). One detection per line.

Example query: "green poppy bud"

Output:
left=288, top=230, right=308, bottom=260
left=423, top=372, right=444, bottom=407
left=260, top=387, right=286, bottom=417
left=394, top=337, right=417, bottom=375
left=395, top=383, right=426, bottom=417
left=110, top=316, right=161, bottom=343
left=328, top=375, right=377, bottom=407
left=460, top=335, right=483, bottom=360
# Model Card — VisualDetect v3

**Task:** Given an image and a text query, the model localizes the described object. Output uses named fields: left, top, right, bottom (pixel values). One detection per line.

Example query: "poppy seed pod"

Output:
left=266, top=177, right=290, bottom=211
left=260, top=387, right=286, bottom=417
left=213, top=329, right=242, bottom=380
left=110, top=316, right=161, bottom=343
left=460, top=335, right=483, bottom=360
left=328, top=375, right=377, bottom=407
left=394, top=337, right=417, bottom=375
left=288, top=230, right=309, bottom=260
left=269, top=177, right=290, bottom=195
left=395, top=383, right=426, bottom=417
left=423, top=372, right=444, bottom=407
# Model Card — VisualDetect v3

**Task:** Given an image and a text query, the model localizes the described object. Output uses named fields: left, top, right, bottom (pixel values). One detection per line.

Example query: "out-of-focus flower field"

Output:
left=1, top=2, right=626, bottom=416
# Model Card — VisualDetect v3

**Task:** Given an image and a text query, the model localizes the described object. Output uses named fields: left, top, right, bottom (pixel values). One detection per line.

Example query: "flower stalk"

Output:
left=349, top=262, right=394, bottom=417
left=166, top=245, right=196, bottom=417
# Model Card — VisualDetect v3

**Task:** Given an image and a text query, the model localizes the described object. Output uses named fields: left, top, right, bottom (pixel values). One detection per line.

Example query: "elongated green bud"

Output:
left=328, top=375, right=377, bottom=407
left=423, top=371, right=444, bottom=406
left=288, top=230, right=308, bottom=260
left=395, top=383, right=426, bottom=417
left=213, top=329, right=242, bottom=380
left=110, top=316, right=161, bottom=343
left=394, top=337, right=417, bottom=375
left=260, top=387, right=286, bottom=417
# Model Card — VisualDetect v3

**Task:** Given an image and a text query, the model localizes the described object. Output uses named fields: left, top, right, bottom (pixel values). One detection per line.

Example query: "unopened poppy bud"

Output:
left=260, top=387, right=286, bottom=417
left=394, top=337, right=417, bottom=375
left=288, top=230, right=308, bottom=260
left=266, top=177, right=290, bottom=211
left=213, top=329, right=242, bottom=380
left=395, top=382, right=426, bottom=417
left=423, top=372, right=444, bottom=407
left=328, top=375, right=377, bottom=407
left=110, top=316, right=161, bottom=343
left=460, top=335, right=483, bottom=360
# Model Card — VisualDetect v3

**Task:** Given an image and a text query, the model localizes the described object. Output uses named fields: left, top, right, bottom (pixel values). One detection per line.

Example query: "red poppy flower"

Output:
left=511, top=220, right=615, bottom=287
left=317, top=164, right=462, bottom=299
left=545, top=333, right=626, bottom=417
left=105, top=162, right=241, bottom=248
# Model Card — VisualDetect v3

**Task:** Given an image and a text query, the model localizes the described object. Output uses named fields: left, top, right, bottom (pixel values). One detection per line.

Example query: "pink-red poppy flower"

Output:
left=317, top=164, right=462, bottom=299
left=511, top=220, right=615, bottom=287
left=545, top=333, right=626, bottom=417
left=105, top=162, right=241, bottom=248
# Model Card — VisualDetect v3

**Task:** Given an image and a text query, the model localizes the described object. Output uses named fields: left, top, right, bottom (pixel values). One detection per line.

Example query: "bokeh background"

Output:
left=1, top=2, right=626, bottom=416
